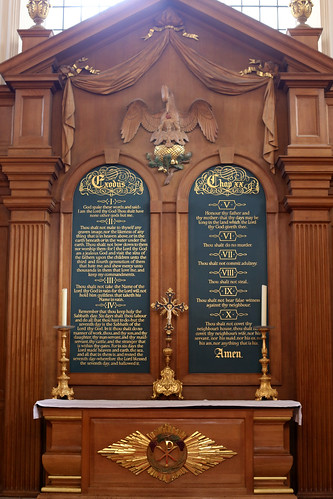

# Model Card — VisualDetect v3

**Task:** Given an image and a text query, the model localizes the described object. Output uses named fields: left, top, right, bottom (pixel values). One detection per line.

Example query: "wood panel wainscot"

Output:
left=34, top=400, right=301, bottom=499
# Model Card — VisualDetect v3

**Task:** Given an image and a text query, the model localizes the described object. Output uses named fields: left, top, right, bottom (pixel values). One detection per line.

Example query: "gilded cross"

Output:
left=151, top=288, right=188, bottom=327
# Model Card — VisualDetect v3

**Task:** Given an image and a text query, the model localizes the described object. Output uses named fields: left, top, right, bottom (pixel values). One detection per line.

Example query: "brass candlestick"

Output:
left=51, top=326, right=74, bottom=400
left=255, top=326, right=278, bottom=401
left=151, top=288, right=188, bottom=399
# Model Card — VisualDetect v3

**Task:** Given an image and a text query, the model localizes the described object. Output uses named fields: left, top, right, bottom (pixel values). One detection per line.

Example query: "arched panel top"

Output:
left=61, top=152, right=162, bottom=212
left=176, top=153, right=279, bottom=214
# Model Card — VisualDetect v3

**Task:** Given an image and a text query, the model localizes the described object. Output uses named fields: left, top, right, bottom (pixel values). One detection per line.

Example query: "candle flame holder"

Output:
left=51, top=326, right=74, bottom=400
left=255, top=326, right=278, bottom=401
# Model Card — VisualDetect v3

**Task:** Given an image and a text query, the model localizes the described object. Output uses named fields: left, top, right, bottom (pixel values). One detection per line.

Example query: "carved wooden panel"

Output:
left=295, top=95, right=319, bottom=137
left=288, top=88, right=328, bottom=145
left=38, top=406, right=296, bottom=498
left=42, top=410, right=82, bottom=493
left=12, top=89, right=52, bottom=149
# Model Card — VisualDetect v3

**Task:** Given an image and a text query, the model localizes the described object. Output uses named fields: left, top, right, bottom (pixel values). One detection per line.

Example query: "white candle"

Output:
left=261, top=285, right=267, bottom=326
left=61, top=288, right=67, bottom=326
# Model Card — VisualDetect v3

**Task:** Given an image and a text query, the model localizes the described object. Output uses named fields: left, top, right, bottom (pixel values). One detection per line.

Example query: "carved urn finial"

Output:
left=27, top=0, right=51, bottom=28
left=289, top=0, right=313, bottom=25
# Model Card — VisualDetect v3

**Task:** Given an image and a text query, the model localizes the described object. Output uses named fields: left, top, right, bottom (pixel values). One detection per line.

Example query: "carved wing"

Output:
left=121, top=99, right=162, bottom=143
left=181, top=100, right=218, bottom=143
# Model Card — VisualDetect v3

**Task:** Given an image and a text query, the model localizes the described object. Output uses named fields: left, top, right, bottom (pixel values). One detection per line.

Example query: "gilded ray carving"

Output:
left=98, top=424, right=237, bottom=483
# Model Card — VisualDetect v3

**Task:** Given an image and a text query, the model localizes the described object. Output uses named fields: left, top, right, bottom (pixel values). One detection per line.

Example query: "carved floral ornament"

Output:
left=60, top=9, right=278, bottom=173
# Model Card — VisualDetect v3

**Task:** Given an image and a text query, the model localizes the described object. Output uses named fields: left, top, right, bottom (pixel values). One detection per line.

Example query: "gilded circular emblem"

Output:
left=147, top=432, right=187, bottom=474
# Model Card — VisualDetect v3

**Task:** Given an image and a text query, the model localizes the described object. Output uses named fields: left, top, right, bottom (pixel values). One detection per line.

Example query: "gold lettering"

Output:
left=91, top=173, right=105, bottom=189
left=72, top=194, right=149, bottom=371
left=214, top=348, right=243, bottom=359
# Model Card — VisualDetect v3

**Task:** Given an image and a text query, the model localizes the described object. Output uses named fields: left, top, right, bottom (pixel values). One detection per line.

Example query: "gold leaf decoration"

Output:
left=185, top=430, right=237, bottom=475
left=98, top=423, right=237, bottom=483
left=98, top=430, right=151, bottom=475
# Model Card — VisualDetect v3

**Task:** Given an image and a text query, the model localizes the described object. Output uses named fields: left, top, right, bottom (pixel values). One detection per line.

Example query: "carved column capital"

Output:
left=277, top=156, right=333, bottom=220
left=1, top=76, right=61, bottom=158
left=0, top=156, right=63, bottom=213
left=277, top=79, right=333, bottom=158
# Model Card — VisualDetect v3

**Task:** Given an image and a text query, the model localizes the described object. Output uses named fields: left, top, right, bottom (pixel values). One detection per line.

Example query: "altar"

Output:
left=35, top=399, right=300, bottom=498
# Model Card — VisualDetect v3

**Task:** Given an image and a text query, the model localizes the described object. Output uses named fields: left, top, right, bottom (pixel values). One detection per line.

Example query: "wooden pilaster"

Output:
left=278, top=157, right=333, bottom=498
left=1, top=157, right=62, bottom=494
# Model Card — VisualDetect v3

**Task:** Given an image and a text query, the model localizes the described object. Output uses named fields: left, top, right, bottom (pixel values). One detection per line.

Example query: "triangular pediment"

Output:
left=1, top=0, right=333, bottom=82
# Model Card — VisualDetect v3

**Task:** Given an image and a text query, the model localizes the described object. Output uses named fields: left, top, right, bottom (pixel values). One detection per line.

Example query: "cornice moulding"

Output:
left=1, top=0, right=333, bottom=78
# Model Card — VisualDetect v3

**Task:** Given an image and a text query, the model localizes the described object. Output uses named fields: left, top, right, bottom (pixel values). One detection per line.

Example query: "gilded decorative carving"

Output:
left=290, top=0, right=313, bottom=25
left=121, top=85, right=217, bottom=184
left=143, top=8, right=199, bottom=40
left=59, top=57, right=100, bottom=80
left=27, top=0, right=51, bottom=27
left=240, top=59, right=279, bottom=78
left=98, top=423, right=237, bottom=483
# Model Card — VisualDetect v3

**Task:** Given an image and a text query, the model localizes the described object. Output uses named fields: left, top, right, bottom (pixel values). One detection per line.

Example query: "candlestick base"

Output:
left=51, top=374, right=75, bottom=400
left=51, top=326, right=74, bottom=400
left=255, top=373, right=278, bottom=401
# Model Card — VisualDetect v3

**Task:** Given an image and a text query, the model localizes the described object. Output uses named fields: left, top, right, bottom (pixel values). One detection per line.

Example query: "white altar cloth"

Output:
left=34, top=399, right=302, bottom=424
